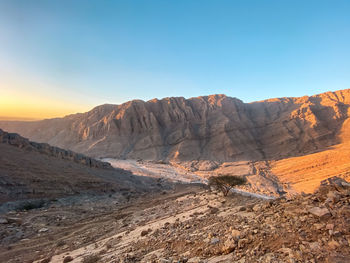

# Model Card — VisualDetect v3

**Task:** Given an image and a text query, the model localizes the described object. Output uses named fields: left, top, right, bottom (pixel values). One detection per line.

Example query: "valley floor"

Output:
left=1, top=182, right=349, bottom=263
left=103, top=159, right=286, bottom=198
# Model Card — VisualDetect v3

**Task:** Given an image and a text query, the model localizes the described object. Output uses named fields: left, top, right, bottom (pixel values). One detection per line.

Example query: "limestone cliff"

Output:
left=1, top=89, right=350, bottom=161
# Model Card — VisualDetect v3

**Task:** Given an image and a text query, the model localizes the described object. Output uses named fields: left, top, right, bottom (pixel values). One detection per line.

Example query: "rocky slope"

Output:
left=0, top=129, right=167, bottom=205
left=0, top=129, right=111, bottom=169
left=270, top=143, right=350, bottom=194
left=1, top=89, right=350, bottom=162
left=1, top=179, right=349, bottom=263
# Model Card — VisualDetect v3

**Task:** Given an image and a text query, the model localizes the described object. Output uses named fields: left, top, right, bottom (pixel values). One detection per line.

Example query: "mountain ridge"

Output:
left=0, top=129, right=166, bottom=204
left=0, top=129, right=112, bottom=169
left=1, top=89, right=350, bottom=162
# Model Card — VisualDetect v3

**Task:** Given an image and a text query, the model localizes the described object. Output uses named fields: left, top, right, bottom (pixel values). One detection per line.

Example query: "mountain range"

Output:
left=1, top=89, right=350, bottom=162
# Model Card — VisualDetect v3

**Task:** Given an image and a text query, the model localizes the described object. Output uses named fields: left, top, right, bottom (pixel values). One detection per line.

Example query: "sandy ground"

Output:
left=102, top=159, right=206, bottom=184
left=104, top=159, right=286, bottom=198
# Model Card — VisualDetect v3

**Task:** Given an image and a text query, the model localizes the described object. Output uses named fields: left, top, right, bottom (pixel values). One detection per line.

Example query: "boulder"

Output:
left=308, top=207, right=331, bottom=219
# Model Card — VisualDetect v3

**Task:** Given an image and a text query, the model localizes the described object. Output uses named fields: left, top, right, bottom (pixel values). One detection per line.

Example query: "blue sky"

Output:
left=1, top=0, right=350, bottom=118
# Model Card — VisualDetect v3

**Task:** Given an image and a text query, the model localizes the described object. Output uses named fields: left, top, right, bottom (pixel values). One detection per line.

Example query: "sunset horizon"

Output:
left=1, top=0, right=349, bottom=120
left=1, top=87, right=348, bottom=121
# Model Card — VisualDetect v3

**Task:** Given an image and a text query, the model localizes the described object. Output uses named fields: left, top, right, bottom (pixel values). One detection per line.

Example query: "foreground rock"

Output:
left=122, top=181, right=350, bottom=262
left=2, top=180, right=348, bottom=263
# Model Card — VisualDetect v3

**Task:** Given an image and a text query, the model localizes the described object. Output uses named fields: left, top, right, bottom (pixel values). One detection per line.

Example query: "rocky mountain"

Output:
left=0, top=129, right=111, bottom=169
left=1, top=89, right=350, bottom=162
left=0, top=129, right=166, bottom=205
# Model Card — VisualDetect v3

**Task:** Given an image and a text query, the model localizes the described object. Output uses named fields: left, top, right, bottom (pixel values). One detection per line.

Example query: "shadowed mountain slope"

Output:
left=0, top=129, right=165, bottom=204
left=1, top=89, right=350, bottom=162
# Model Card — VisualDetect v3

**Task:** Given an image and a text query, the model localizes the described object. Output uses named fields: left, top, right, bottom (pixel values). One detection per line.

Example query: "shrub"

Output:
left=19, top=199, right=46, bottom=211
left=208, top=175, right=247, bottom=196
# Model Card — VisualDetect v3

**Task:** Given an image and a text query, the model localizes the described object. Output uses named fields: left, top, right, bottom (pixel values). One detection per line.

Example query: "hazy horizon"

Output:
left=1, top=88, right=348, bottom=121
left=1, top=0, right=349, bottom=120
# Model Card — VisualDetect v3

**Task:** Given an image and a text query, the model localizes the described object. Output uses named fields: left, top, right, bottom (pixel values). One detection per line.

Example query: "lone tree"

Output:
left=208, top=175, right=247, bottom=196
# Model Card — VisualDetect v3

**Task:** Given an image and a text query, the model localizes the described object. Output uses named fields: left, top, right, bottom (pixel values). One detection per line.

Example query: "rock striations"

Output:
left=1, top=89, right=350, bottom=161
left=0, top=129, right=111, bottom=169
left=0, top=129, right=166, bottom=204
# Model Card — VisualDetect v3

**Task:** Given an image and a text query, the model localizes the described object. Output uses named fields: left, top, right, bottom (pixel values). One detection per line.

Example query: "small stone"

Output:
left=326, top=223, right=334, bottom=230
left=210, top=207, right=219, bottom=214
left=38, top=228, right=49, bottom=233
left=333, top=231, right=342, bottom=237
left=222, top=239, right=236, bottom=254
left=246, top=204, right=254, bottom=212
left=252, top=204, right=261, bottom=212
left=238, top=238, right=248, bottom=248
left=328, top=239, right=340, bottom=249
left=308, top=207, right=331, bottom=219
left=63, top=256, right=73, bottom=263
left=0, top=218, right=8, bottom=224
left=140, top=230, right=149, bottom=236
left=7, top=217, right=22, bottom=224
left=309, top=242, right=320, bottom=251
left=231, top=229, right=241, bottom=239
left=210, top=238, right=220, bottom=245
left=314, top=223, right=323, bottom=230
left=326, top=191, right=340, bottom=203
left=188, top=257, right=201, bottom=263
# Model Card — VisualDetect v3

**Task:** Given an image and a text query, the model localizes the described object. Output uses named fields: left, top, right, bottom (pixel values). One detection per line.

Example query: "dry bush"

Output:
left=208, top=175, right=247, bottom=196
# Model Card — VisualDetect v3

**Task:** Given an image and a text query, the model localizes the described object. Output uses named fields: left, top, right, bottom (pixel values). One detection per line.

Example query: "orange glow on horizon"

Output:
left=0, top=90, right=92, bottom=121
left=0, top=72, right=95, bottom=121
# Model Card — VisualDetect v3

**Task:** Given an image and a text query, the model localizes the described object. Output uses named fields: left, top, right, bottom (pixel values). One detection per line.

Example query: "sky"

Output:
left=0, top=0, right=350, bottom=120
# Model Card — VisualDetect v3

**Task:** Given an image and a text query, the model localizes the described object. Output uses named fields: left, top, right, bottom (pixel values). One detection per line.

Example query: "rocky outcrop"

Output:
left=6, top=179, right=348, bottom=263
left=1, top=89, right=350, bottom=161
left=0, top=129, right=111, bottom=169
left=119, top=178, right=350, bottom=262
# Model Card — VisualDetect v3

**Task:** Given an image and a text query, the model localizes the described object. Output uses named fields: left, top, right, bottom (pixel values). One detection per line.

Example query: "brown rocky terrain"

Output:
left=0, top=129, right=168, bottom=205
left=3, top=89, right=350, bottom=195
left=0, top=129, right=111, bottom=169
left=1, top=89, right=350, bottom=162
left=0, top=179, right=349, bottom=263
